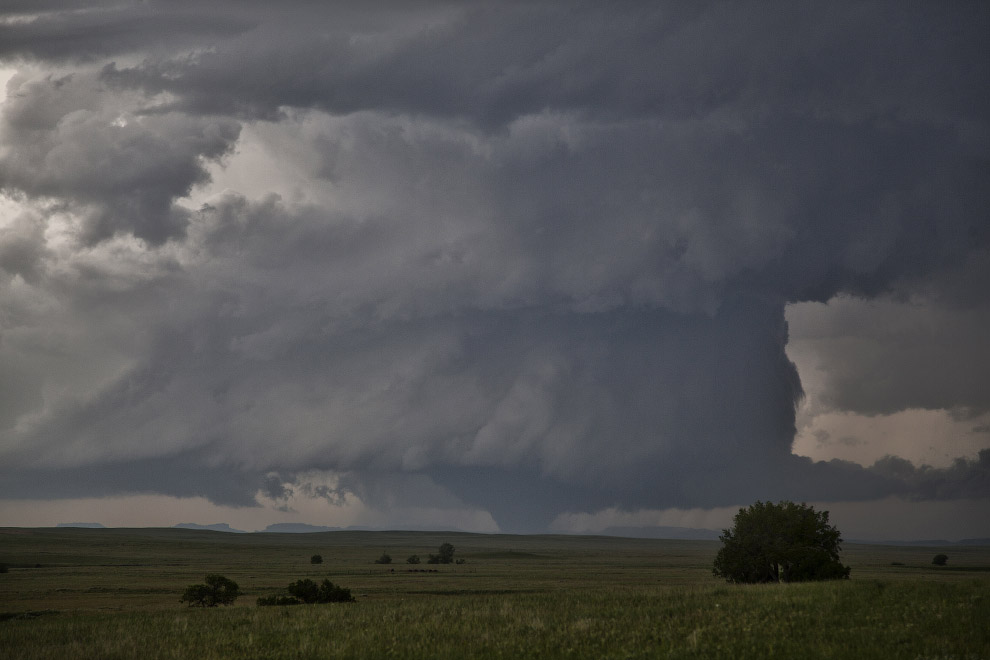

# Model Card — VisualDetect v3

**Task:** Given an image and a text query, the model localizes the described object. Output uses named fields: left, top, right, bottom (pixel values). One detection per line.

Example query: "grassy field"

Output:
left=1, top=528, right=988, bottom=659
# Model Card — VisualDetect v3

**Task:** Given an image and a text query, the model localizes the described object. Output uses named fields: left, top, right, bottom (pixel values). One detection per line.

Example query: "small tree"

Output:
left=932, top=554, right=948, bottom=566
left=180, top=574, right=241, bottom=607
left=425, top=543, right=456, bottom=564
left=438, top=543, right=455, bottom=564
left=406, top=554, right=420, bottom=564
left=713, top=501, right=850, bottom=584
left=311, top=554, right=323, bottom=565
left=374, top=552, right=392, bottom=565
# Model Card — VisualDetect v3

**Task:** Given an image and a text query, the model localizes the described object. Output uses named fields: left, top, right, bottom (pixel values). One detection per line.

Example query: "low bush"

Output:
left=311, top=554, right=323, bottom=564
left=932, top=554, right=948, bottom=566
left=258, top=578, right=355, bottom=606
left=407, top=554, right=420, bottom=564
left=374, top=552, right=392, bottom=565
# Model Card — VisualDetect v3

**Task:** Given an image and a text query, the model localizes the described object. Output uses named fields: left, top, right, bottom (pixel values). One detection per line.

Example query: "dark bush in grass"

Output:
left=310, top=554, right=323, bottom=564
left=180, top=574, right=240, bottom=607
left=374, top=552, right=392, bottom=564
left=407, top=554, right=420, bottom=564
left=283, top=578, right=354, bottom=604
left=287, top=578, right=320, bottom=603
left=932, top=554, right=948, bottom=566
left=316, top=579, right=354, bottom=603
left=0, top=563, right=8, bottom=573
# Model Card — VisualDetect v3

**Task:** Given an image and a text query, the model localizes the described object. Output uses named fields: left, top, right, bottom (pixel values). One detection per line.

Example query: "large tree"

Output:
left=713, top=501, right=850, bottom=583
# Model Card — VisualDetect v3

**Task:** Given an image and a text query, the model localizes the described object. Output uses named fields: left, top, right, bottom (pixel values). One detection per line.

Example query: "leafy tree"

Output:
left=713, top=501, right=850, bottom=584
left=932, top=554, right=948, bottom=566
left=374, top=552, right=392, bottom=565
left=311, top=554, right=323, bottom=564
left=180, top=574, right=241, bottom=607
left=406, top=554, right=420, bottom=564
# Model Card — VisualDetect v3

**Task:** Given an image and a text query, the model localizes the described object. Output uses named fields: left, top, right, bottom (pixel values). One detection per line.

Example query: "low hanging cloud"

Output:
left=0, top=1, right=987, bottom=532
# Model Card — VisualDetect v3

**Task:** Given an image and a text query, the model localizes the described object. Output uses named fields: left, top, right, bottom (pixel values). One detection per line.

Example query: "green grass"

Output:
left=1, top=528, right=988, bottom=659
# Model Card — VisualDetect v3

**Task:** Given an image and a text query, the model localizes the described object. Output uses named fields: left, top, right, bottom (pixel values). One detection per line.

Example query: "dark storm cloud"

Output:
left=94, top=2, right=990, bottom=130
left=0, top=1, right=988, bottom=530
left=0, top=71, right=241, bottom=244
left=0, top=1, right=254, bottom=61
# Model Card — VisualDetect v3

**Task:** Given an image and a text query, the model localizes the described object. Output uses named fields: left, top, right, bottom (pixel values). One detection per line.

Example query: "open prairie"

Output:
left=1, top=528, right=988, bottom=659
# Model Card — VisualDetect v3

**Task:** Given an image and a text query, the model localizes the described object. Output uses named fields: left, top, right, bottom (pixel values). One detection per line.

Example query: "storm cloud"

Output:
left=0, top=1, right=987, bottom=533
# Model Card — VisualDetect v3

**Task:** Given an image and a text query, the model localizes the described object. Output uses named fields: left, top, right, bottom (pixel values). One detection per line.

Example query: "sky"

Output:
left=0, top=1, right=988, bottom=540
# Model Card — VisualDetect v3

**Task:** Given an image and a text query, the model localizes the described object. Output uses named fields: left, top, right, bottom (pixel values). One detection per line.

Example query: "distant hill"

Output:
left=598, top=525, right=721, bottom=541
left=262, top=523, right=339, bottom=533
left=56, top=522, right=105, bottom=528
left=173, top=523, right=248, bottom=533
left=850, top=537, right=990, bottom=547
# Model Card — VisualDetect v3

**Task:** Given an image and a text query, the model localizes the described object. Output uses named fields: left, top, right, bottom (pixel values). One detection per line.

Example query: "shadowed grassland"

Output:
left=1, top=528, right=988, bottom=658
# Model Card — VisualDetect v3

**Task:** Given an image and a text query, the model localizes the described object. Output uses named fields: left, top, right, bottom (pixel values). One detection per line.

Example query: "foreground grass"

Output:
left=1, top=528, right=988, bottom=659
left=3, top=581, right=988, bottom=659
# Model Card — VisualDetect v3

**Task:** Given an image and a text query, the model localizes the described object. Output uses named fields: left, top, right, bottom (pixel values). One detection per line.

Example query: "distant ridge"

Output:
left=597, top=525, right=721, bottom=541
left=959, top=538, right=990, bottom=545
left=174, top=522, right=247, bottom=533
left=850, top=537, right=990, bottom=547
left=262, top=523, right=339, bottom=533
left=56, top=522, right=105, bottom=528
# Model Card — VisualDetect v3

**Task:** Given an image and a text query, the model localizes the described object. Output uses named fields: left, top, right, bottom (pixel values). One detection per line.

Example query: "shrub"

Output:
left=0, top=563, right=8, bottom=574
left=287, top=578, right=320, bottom=603
left=932, top=554, right=948, bottom=566
left=374, top=552, right=392, bottom=565
left=455, top=558, right=466, bottom=565
left=270, top=578, right=354, bottom=605
left=311, top=554, right=323, bottom=564
left=180, top=574, right=241, bottom=607
left=406, top=554, right=420, bottom=564
left=316, top=579, right=354, bottom=603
